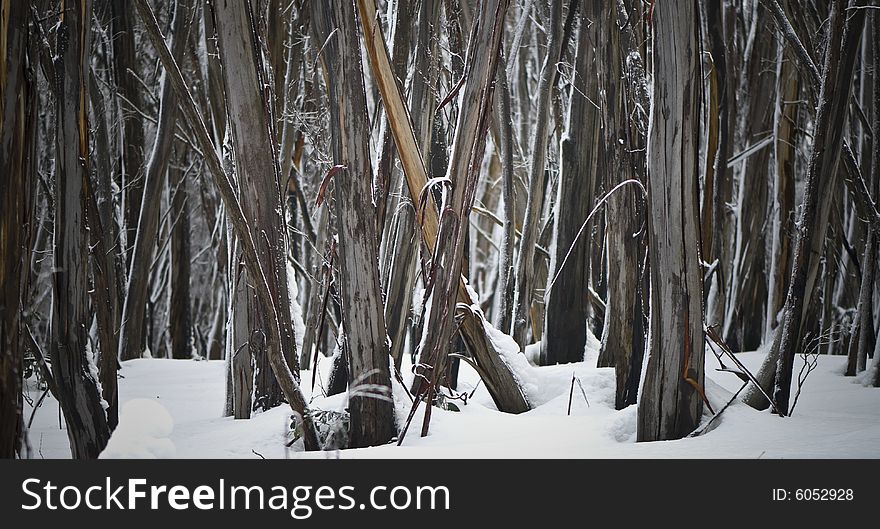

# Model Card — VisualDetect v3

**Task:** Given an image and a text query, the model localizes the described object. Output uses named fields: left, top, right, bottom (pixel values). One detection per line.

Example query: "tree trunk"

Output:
left=765, top=34, right=799, bottom=340
left=0, top=0, right=33, bottom=458
left=214, top=0, right=301, bottom=413
left=51, top=0, right=111, bottom=459
left=381, top=0, right=428, bottom=371
left=853, top=11, right=880, bottom=375
left=357, top=0, right=528, bottom=413
left=774, top=0, right=862, bottom=415
left=723, top=12, right=774, bottom=352
left=637, top=0, right=706, bottom=442
left=119, top=0, right=193, bottom=361
left=511, top=0, right=565, bottom=349
left=110, top=0, right=146, bottom=265
left=133, top=0, right=319, bottom=450
left=494, top=46, right=517, bottom=334
left=319, top=0, right=396, bottom=447
left=410, top=0, right=512, bottom=434
left=543, top=5, right=597, bottom=367
left=596, top=0, right=647, bottom=410
left=86, top=71, right=122, bottom=430
left=169, top=153, right=192, bottom=360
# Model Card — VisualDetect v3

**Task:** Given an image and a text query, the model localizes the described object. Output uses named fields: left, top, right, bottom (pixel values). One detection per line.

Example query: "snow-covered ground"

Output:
left=24, top=336, right=880, bottom=459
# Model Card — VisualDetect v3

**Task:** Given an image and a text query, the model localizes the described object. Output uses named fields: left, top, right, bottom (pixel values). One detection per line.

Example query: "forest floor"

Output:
left=25, top=333, right=880, bottom=459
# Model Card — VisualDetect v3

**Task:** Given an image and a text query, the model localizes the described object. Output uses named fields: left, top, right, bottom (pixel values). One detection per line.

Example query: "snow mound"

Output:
left=100, top=398, right=176, bottom=459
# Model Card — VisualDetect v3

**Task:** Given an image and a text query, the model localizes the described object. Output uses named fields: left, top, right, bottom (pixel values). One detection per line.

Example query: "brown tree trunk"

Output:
left=0, top=0, right=34, bottom=458
left=51, top=0, right=111, bottom=459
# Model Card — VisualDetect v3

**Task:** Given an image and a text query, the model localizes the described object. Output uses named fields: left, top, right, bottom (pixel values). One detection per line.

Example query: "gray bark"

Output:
left=87, top=71, right=121, bottom=430
left=637, top=0, right=706, bottom=442
left=412, top=0, right=513, bottom=434
left=511, top=0, right=565, bottom=348
left=119, top=0, right=194, bottom=361
left=542, top=7, right=597, bottom=367
left=214, top=0, right=301, bottom=412
left=133, top=0, right=320, bottom=450
left=774, top=0, right=862, bottom=415
left=169, top=155, right=192, bottom=360
left=765, top=34, right=799, bottom=340
left=321, top=0, right=396, bottom=447
left=110, top=0, right=146, bottom=265
left=596, top=0, right=647, bottom=410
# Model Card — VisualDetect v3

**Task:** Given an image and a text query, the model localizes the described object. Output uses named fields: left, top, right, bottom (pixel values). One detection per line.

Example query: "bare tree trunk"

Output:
left=765, top=34, right=799, bottom=340
left=703, top=0, right=730, bottom=331
left=0, top=0, right=33, bottom=458
left=357, top=0, right=528, bottom=413
left=723, top=13, right=774, bottom=352
left=87, top=71, right=121, bottom=430
left=411, top=0, right=512, bottom=434
left=774, top=0, right=862, bottom=416
left=110, top=0, right=146, bottom=265
left=853, top=11, right=880, bottom=375
left=133, top=0, right=319, bottom=450
left=381, top=0, right=425, bottom=371
left=543, top=6, right=597, bottom=367
left=494, top=46, right=517, bottom=334
left=596, top=0, right=647, bottom=410
left=318, top=0, right=396, bottom=447
left=511, top=0, right=564, bottom=349
left=169, top=153, right=192, bottom=360
left=214, top=0, right=301, bottom=413
left=637, top=0, right=706, bottom=442
left=51, top=0, right=111, bottom=459
left=119, top=0, right=194, bottom=361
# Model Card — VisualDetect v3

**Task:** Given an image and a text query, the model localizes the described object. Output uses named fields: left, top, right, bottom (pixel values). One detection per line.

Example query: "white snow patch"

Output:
left=23, top=347, right=880, bottom=459
left=100, top=398, right=176, bottom=459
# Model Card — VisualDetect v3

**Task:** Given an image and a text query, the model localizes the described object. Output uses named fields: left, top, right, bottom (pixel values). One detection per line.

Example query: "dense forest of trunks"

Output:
left=1, top=0, right=879, bottom=458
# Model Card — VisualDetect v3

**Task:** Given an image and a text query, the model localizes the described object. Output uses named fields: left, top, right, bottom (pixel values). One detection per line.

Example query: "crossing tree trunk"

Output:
left=214, top=0, right=301, bottom=412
